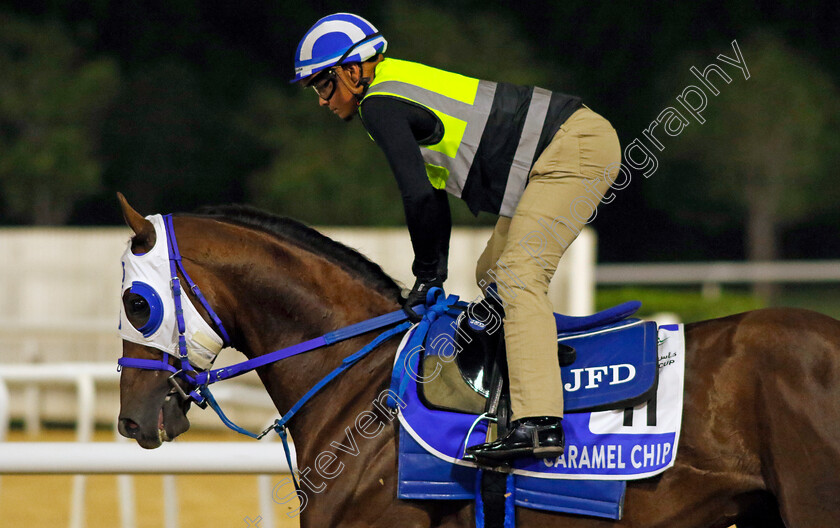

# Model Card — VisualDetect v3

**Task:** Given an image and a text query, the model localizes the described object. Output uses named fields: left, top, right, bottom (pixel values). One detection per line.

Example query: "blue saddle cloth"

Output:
left=399, top=427, right=627, bottom=519
left=394, top=300, right=659, bottom=521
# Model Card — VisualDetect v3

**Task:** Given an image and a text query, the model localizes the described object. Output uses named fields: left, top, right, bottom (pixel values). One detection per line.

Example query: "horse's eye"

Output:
left=122, top=287, right=160, bottom=337
left=123, top=292, right=151, bottom=322
left=130, top=297, right=148, bottom=315
left=122, top=282, right=164, bottom=337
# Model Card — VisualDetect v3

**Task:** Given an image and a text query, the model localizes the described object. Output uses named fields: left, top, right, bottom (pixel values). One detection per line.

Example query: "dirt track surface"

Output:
left=0, top=429, right=300, bottom=528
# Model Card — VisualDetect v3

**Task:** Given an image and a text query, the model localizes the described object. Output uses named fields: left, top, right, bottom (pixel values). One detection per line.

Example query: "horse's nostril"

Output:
left=119, top=418, right=140, bottom=438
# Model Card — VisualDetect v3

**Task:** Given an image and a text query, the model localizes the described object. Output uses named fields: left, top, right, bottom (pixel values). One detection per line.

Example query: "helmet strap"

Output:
left=335, top=55, right=383, bottom=103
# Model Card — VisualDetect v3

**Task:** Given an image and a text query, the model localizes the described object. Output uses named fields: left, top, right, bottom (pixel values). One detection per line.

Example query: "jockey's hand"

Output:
left=402, top=276, right=444, bottom=323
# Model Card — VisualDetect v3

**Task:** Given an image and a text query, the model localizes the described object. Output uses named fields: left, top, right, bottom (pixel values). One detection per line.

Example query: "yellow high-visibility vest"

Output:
left=361, top=58, right=581, bottom=217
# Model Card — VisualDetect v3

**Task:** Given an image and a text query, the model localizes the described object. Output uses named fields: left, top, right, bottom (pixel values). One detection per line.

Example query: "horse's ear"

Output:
left=117, top=192, right=156, bottom=250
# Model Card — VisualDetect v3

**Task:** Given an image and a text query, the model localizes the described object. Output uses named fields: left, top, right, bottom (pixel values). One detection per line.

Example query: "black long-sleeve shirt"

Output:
left=359, top=96, right=451, bottom=280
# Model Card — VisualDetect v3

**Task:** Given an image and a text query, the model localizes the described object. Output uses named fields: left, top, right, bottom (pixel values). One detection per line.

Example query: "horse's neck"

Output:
left=220, top=232, right=401, bottom=458
left=252, top=282, right=400, bottom=468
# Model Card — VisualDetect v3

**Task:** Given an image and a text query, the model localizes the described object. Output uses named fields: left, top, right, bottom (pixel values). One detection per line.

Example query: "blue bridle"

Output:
left=117, top=213, right=458, bottom=490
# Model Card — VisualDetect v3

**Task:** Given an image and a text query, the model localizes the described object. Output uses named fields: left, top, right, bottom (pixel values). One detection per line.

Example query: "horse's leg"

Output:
left=750, top=310, right=840, bottom=527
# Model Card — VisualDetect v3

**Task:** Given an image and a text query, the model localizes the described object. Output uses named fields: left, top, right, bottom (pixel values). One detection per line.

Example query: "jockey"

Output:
left=293, top=13, right=621, bottom=462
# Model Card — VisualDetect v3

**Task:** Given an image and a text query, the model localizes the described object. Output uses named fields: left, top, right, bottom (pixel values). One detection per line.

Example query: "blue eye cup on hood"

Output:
left=129, top=281, right=165, bottom=338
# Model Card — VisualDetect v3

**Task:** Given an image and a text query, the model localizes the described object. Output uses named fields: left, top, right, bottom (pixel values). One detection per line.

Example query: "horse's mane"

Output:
left=190, top=204, right=403, bottom=302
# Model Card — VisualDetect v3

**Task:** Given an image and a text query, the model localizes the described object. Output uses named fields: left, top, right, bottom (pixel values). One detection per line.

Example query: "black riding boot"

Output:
left=465, top=416, right=565, bottom=462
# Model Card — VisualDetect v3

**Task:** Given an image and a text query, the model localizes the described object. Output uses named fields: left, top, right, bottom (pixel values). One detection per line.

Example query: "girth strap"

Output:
left=476, top=470, right=515, bottom=528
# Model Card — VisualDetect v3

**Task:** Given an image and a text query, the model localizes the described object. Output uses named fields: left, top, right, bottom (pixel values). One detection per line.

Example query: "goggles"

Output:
left=311, top=69, right=338, bottom=101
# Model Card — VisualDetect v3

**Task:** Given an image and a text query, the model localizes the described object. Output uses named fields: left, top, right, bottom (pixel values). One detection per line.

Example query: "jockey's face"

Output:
left=313, top=65, right=361, bottom=122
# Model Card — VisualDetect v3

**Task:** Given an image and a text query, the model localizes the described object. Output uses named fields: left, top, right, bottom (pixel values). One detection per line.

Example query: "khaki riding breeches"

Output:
left=475, top=106, right=621, bottom=421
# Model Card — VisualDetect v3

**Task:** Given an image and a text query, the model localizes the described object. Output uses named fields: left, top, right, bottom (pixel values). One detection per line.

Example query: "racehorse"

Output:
left=115, top=194, right=840, bottom=528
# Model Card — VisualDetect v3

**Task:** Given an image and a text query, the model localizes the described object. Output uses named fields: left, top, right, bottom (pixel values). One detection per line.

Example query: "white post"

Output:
left=258, top=433, right=276, bottom=528
left=23, top=341, right=41, bottom=437
left=0, top=377, right=9, bottom=441
left=570, top=228, right=596, bottom=316
left=115, top=424, right=137, bottom=528
left=549, top=228, right=596, bottom=316
left=163, top=475, right=179, bottom=528
left=23, top=383, right=41, bottom=436
left=69, top=374, right=95, bottom=528
left=0, top=377, right=8, bottom=497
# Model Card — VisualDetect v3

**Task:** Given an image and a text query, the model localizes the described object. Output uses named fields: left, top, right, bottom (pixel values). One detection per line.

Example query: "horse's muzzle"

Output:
left=118, top=394, right=191, bottom=449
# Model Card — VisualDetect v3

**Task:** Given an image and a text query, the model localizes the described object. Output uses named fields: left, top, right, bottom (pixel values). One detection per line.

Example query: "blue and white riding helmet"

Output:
left=292, top=12, right=387, bottom=84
